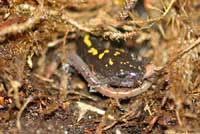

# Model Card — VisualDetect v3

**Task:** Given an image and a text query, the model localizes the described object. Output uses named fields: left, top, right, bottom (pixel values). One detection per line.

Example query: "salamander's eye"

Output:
left=116, top=70, right=140, bottom=80
left=116, top=71, right=126, bottom=78
left=128, top=72, right=137, bottom=79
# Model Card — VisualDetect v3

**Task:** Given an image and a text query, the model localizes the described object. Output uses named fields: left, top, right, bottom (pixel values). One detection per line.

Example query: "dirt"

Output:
left=0, top=0, right=200, bottom=134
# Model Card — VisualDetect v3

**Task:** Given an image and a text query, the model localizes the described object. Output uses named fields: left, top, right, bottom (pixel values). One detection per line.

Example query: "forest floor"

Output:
left=0, top=0, right=200, bottom=134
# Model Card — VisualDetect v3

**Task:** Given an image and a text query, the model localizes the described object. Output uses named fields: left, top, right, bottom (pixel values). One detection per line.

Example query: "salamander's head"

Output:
left=109, top=68, right=144, bottom=88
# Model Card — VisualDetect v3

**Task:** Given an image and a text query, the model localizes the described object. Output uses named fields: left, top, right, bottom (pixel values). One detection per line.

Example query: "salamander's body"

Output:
left=76, top=34, right=145, bottom=88
left=67, top=34, right=151, bottom=99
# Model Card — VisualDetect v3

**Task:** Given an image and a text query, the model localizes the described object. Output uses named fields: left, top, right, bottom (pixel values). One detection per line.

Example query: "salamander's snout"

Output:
left=110, top=70, right=144, bottom=88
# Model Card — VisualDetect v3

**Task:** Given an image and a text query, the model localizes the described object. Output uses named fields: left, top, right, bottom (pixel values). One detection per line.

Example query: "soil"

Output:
left=0, top=0, right=200, bottom=134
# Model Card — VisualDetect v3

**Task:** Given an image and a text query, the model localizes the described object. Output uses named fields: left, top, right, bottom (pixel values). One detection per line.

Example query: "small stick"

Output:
left=128, top=0, right=176, bottom=24
left=16, top=96, right=33, bottom=130
left=120, top=0, right=138, bottom=20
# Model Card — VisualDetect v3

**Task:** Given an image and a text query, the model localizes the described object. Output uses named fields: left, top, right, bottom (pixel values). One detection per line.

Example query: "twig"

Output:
left=128, top=0, right=176, bottom=24
left=155, top=37, right=200, bottom=72
left=0, top=3, right=43, bottom=36
left=103, top=31, right=137, bottom=40
left=120, top=0, right=138, bottom=20
left=154, top=37, right=200, bottom=73
left=61, top=14, right=92, bottom=33
left=76, top=101, right=115, bottom=120
left=16, top=96, right=34, bottom=130
left=167, top=37, right=200, bottom=66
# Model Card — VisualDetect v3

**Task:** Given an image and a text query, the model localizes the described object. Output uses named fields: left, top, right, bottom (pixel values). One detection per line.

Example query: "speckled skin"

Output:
left=76, top=35, right=145, bottom=88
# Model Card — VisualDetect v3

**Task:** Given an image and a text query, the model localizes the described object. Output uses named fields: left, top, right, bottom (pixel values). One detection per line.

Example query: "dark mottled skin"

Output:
left=76, top=35, right=145, bottom=88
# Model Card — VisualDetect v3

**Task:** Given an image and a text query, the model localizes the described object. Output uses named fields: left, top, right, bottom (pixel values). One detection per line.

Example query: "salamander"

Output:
left=67, top=34, right=152, bottom=99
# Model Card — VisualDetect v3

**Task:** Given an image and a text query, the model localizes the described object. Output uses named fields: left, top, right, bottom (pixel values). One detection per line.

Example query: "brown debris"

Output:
left=0, top=0, right=199, bottom=133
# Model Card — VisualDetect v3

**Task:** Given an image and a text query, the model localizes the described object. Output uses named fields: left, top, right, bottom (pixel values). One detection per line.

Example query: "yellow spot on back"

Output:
left=116, top=48, right=125, bottom=53
left=88, top=47, right=98, bottom=55
left=129, top=64, right=134, bottom=68
left=98, top=49, right=110, bottom=59
left=114, top=51, right=121, bottom=56
left=83, top=34, right=92, bottom=47
left=109, top=58, right=114, bottom=65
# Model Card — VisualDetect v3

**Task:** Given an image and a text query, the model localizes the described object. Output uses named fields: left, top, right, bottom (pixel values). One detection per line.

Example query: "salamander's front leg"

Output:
left=67, top=52, right=103, bottom=86
left=67, top=52, right=152, bottom=99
